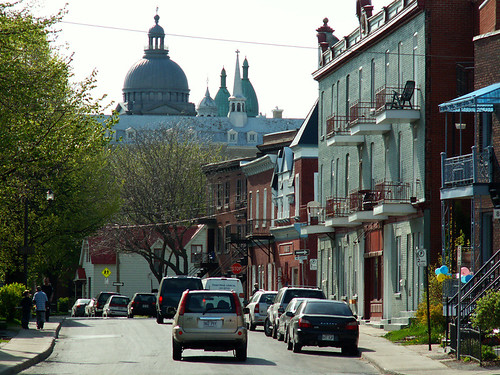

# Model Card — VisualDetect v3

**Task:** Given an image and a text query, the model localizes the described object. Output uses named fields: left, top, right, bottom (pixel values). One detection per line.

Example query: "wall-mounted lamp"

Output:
left=455, top=123, right=466, bottom=130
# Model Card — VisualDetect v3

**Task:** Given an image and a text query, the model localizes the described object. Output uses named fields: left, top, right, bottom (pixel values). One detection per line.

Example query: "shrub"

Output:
left=0, top=283, right=25, bottom=322
left=415, top=265, right=445, bottom=331
left=482, top=345, right=498, bottom=361
left=57, top=297, right=70, bottom=314
left=471, top=290, right=500, bottom=332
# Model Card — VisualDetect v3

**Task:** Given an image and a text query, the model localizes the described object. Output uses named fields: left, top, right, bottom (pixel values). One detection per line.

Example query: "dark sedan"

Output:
left=128, top=292, right=156, bottom=318
left=286, top=299, right=359, bottom=355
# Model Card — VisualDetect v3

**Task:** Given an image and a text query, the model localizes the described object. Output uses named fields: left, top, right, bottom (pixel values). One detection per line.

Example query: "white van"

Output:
left=202, top=277, right=245, bottom=305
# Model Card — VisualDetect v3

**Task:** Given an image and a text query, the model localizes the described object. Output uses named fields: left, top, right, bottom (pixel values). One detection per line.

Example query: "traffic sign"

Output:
left=113, top=281, right=124, bottom=286
left=295, top=255, right=308, bottom=261
left=102, top=268, right=111, bottom=278
left=231, top=263, right=242, bottom=274
left=294, top=249, right=309, bottom=256
left=416, top=248, right=427, bottom=267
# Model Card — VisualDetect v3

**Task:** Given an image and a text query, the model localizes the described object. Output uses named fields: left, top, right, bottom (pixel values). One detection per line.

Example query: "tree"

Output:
left=0, top=2, right=120, bottom=286
left=109, top=126, right=223, bottom=281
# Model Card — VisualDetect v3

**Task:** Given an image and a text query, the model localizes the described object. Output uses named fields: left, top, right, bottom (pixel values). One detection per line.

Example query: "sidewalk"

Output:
left=360, top=324, right=500, bottom=375
left=0, top=317, right=62, bottom=375
left=0, top=318, right=499, bottom=374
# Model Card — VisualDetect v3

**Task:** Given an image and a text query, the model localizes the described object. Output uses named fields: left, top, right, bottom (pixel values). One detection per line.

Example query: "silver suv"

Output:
left=245, top=290, right=277, bottom=331
left=172, top=290, right=249, bottom=361
left=266, top=286, right=326, bottom=339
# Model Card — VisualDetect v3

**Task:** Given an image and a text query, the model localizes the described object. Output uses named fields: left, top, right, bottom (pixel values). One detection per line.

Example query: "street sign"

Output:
left=102, top=268, right=111, bottom=278
left=295, top=255, right=308, bottom=261
left=231, top=263, right=242, bottom=274
left=310, top=259, right=318, bottom=270
left=113, top=281, right=124, bottom=286
left=294, top=249, right=309, bottom=256
left=416, top=248, right=427, bottom=267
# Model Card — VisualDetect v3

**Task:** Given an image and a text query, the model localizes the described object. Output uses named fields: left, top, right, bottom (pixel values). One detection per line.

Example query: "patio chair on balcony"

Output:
left=390, top=80, right=415, bottom=109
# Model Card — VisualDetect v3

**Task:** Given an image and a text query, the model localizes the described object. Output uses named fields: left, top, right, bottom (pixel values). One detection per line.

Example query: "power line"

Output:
left=60, top=21, right=315, bottom=50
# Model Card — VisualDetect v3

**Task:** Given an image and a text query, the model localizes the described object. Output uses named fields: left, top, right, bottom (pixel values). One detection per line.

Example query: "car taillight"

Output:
left=233, top=292, right=242, bottom=316
left=254, top=303, right=259, bottom=314
left=177, top=292, right=188, bottom=315
left=298, top=318, right=313, bottom=328
left=159, top=296, right=163, bottom=304
left=346, top=321, right=359, bottom=330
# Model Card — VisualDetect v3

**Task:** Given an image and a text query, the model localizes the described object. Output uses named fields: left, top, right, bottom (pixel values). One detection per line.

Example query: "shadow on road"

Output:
left=181, top=355, right=276, bottom=366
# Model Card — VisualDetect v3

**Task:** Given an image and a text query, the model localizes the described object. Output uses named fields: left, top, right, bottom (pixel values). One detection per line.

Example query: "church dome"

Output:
left=197, top=87, right=217, bottom=117
left=122, top=14, right=195, bottom=116
left=241, top=58, right=258, bottom=117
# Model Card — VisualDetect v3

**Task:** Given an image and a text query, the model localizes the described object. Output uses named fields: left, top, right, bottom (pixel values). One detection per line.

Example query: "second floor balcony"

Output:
left=441, top=146, right=494, bottom=200
left=325, top=115, right=364, bottom=146
left=374, top=82, right=421, bottom=125
left=348, top=101, right=392, bottom=135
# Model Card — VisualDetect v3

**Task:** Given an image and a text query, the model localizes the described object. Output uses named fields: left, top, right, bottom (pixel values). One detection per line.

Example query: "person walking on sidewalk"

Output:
left=33, top=286, right=48, bottom=329
left=41, top=277, right=53, bottom=322
left=20, top=290, right=32, bottom=329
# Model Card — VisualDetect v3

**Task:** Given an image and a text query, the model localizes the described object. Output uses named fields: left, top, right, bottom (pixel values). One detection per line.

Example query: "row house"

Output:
left=438, top=0, right=500, bottom=333
left=310, top=0, right=476, bottom=323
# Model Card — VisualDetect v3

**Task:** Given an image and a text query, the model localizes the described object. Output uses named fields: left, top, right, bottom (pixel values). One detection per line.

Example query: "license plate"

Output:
left=321, top=334, right=337, bottom=341
left=142, top=304, right=149, bottom=308
left=200, top=319, right=222, bottom=328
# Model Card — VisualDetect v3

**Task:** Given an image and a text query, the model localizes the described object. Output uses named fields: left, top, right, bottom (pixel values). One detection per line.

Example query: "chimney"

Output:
left=272, top=107, right=283, bottom=119
left=316, top=18, right=336, bottom=53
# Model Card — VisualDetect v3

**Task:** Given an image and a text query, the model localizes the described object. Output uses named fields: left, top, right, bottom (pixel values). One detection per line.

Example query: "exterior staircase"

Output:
left=362, top=310, right=416, bottom=331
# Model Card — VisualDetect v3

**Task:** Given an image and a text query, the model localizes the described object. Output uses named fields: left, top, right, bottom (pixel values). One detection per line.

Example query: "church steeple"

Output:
left=228, top=50, right=247, bottom=127
left=215, top=67, right=230, bottom=117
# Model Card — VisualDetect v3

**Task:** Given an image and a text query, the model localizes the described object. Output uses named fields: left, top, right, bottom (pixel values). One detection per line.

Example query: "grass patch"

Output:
left=384, top=322, right=443, bottom=345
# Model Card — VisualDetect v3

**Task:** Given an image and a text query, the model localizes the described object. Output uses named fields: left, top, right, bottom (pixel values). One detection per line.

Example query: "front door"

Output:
left=364, top=228, right=383, bottom=320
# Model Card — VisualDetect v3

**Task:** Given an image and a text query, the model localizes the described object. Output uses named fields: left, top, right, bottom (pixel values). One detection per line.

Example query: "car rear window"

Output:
left=98, top=293, right=115, bottom=304
left=136, top=294, right=155, bottom=303
left=304, top=301, right=353, bottom=316
left=283, top=289, right=325, bottom=304
left=111, top=297, right=129, bottom=306
left=260, top=293, right=277, bottom=304
left=185, top=293, right=235, bottom=313
left=161, top=278, right=203, bottom=296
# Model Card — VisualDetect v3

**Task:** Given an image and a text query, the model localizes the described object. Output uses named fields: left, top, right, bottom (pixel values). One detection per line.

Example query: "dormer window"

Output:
left=228, top=129, right=238, bottom=143
left=247, top=131, right=257, bottom=143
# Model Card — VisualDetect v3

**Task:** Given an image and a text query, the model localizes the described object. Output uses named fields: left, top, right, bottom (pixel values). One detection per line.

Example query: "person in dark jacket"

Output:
left=20, top=290, right=32, bottom=329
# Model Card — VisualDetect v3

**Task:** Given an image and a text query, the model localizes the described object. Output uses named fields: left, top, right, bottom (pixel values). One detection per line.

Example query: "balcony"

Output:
left=325, top=115, right=364, bottom=146
left=294, top=204, right=334, bottom=235
left=348, top=189, right=388, bottom=223
left=440, top=146, right=493, bottom=200
left=246, top=219, right=273, bottom=237
left=324, top=197, right=359, bottom=227
left=374, top=84, right=421, bottom=125
left=348, top=101, right=391, bottom=135
left=372, top=181, right=417, bottom=216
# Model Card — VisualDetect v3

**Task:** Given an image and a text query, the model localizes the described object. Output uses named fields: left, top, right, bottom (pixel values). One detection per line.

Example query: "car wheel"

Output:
left=284, top=328, right=288, bottom=343
left=156, top=312, right=164, bottom=324
left=292, top=338, right=302, bottom=353
left=272, top=323, right=278, bottom=339
left=264, top=318, right=272, bottom=337
left=172, top=339, right=182, bottom=361
left=287, top=333, right=293, bottom=350
left=235, top=344, right=247, bottom=361
left=342, top=345, right=359, bottom=356
left=249, top=319, right=256, bottom=331
left=277, top=326, right=284, bottom=341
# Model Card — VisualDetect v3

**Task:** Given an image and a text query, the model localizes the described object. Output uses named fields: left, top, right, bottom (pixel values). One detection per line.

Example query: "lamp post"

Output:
left=22, top=189, right=54, bottom=287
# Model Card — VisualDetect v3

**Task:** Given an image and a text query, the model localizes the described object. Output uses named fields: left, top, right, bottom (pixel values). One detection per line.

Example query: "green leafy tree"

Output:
left=108, top=126, right=224, bottom=281
left=471, top=290, right=500, bottom=332
left=0, top=2, right=120, bottom=286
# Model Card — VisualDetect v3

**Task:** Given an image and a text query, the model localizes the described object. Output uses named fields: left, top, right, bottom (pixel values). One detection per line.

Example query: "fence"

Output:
left=449, top=323, right=482, bottom=363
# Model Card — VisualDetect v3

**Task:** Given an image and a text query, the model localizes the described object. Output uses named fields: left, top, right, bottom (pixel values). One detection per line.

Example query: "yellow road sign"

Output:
left=102, top=268, right=111, bottom=278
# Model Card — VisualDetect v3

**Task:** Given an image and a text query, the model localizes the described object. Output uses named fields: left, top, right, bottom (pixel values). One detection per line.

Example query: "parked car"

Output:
left=244, top=290, right=277, bottom=331
left=202, top=277, right=245, bottom=305
left=102, top=295, right=130, bottom=318
left=85, top=298, right=97, bottom=317
left=71, top=298, right=91, bottom=317
left=266, top=286, right=326, bottom=339
left=286, top=299, right=359, bottom=355
left=277, top=297, right=311, bottom=342
left=94, top=291, right=119, bottom=317
left=127, top=292, right=156, bottom=318
left=156, top=276, right=203, bottom=324
left=171, top=289, right=248, bottom=361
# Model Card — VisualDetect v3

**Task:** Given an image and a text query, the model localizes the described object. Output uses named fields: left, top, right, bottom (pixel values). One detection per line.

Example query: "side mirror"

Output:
left=285, top=311, right=294, bottom=317
left=243, top=307, right=250, bottom=314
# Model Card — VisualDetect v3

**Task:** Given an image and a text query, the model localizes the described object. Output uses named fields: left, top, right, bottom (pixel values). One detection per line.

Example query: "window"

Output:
left=345, top=154, right=350, bottom=197
left=255, top=190, right=260, bottom=227
left=191, top=245, right=202, bottom=263
left=370, top=142, right=375, bottom=189
left=236, top=179, right=242, bottom=202
left=263, top=188, right=268, bottom=226
left=395, top=236, right=402, bottom=293
left=370, top=59, right=376, bottom=105
left=358, top=67, right=363, bottom=102
left=345, top=75, right=350, bottom=118
left=247, top=131, right=257, bottom=143
left=385, top=50, right=390, bottom=86
left=413, top=33, right=418, bottom=85
left=320, top=91, right=325, bottom=137
left=224, top=181, right=230, bottom=205
left=398, top=132, right=403, bottom=182
left=217, top=183, right=223, bottom=207
left=249, top=192, right=253, bottom=220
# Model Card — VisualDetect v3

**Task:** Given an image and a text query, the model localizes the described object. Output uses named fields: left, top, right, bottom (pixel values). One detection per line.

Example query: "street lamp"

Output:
left=23, top=189, right=55, bottom=287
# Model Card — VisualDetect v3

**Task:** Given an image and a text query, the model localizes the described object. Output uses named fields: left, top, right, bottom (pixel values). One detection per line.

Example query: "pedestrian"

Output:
left=252, top=283, right=259, bottom=296
left=20, top=290, right=32, bottom=329
left=33, top=286, right=48, bottom=329
left=41, top=277, right=53, bottom=322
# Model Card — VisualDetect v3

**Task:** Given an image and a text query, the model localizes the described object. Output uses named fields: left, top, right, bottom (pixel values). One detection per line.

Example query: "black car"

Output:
left=128, top=293, right=156, bottom=318
left=286, top=299, right=359, bottom=355
left=156, top=276, right=203, bottom=323
left=94, top=291, right=119, bottom=317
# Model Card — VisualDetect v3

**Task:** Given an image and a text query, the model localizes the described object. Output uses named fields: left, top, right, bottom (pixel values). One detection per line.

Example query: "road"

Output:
left=21, top=317, right=380, bottom=375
